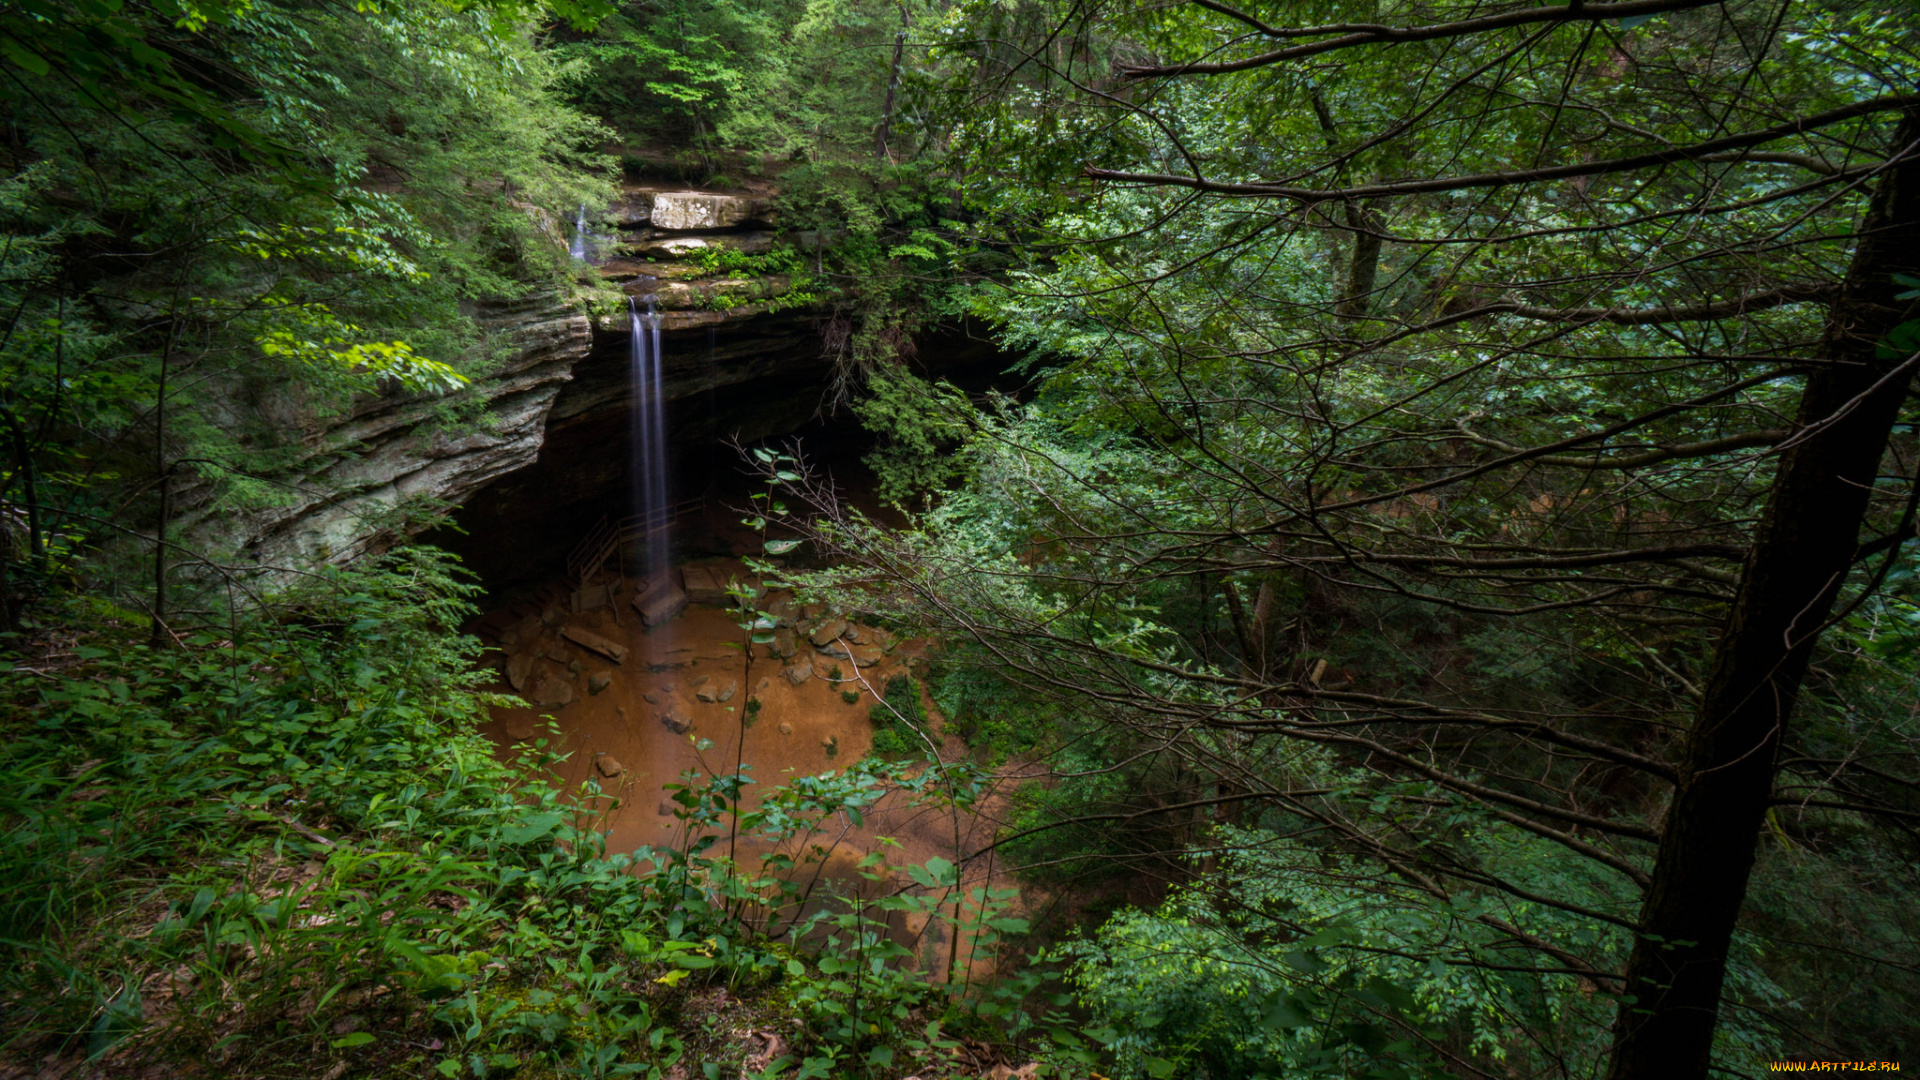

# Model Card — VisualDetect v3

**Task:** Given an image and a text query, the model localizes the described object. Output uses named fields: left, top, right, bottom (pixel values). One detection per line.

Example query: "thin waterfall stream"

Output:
left=630, top=292, right=681, bottom=620
left=569, top=203, right=589, bottom=261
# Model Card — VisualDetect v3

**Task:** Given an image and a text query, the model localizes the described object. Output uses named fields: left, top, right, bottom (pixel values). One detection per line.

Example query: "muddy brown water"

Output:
left=470, top=567, right=1024, bottom=979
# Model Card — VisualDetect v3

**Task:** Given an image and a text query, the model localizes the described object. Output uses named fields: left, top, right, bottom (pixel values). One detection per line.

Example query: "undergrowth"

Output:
left=0, top=548, right=1091, bottom=1078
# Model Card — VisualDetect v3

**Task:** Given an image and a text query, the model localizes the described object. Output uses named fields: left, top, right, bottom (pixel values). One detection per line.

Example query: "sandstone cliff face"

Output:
left=182, top=182, right=1003, bottom=589
left=183, top=292, right=593, bottom=573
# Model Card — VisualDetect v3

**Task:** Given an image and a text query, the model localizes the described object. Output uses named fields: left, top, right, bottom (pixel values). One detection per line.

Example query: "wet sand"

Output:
left=468, top=564, right=1021, bottom=977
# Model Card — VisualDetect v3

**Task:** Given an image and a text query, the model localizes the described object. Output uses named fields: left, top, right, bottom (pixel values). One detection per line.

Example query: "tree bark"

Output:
left=2, top=407, right=40, bottom=574
left=1607, top=108, right=1920, bottom=1080
left=150, top=320, right=177, bottom=649
left=874, top=4, right=910, bottom=162
left=1336, top=196, right=1386, bottom=320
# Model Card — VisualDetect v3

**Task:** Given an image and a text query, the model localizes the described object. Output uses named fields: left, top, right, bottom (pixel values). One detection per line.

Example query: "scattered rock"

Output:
left=801, top=603, right=826, bottom=620
left=546, top=643, right=575, bottom=665
left=541, top=605, right=566, bottom=628
left=501, top=614, right=540, bottom=647
left=820, top=640, right=883, bottom=668
left=809, top=618, right=847, bottom=647
left=768, top=627, right=796, bottom=659
left=570, top=582, right=615, bottom=613
left=506, top=652, right=536, bottom=691
left=633, top=580, right=688, bottom=626
left=777, top=722, right=793, bottom=735
left=657, top=801, right=676, bottom=816
left=661, top=709, right=693, bottom=734
left=588, top=672, right=612, bottom=696
left=568, top=659, right=583, bottom=675
left=784, top=658, right=813, bottom=686
left=643, top=690, right=662, bottom=705
left=755, top=677, right=771, bottom=693
left=562, top=625, right=629, bottom=664
left=503, top=716, right=536, bottom=741
left=696, top=678, right=739, bottom=704
left=844, top=624, right=866, bottom=644
left=595, top=754, right=624, bottom=778
left=681, top=564, right=729, bottom=604
left=765, top=592, right=798, bottom=627
left=528, top=673, right=574, bottom=707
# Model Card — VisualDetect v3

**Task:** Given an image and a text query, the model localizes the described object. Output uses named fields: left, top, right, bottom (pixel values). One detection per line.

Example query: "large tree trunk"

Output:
left=874, top=4, right=910, bottom=162
left=1607, top=108, right=1920, bottom=1079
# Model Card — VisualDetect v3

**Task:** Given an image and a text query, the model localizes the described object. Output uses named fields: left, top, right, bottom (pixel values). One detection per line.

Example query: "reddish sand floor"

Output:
left=468, top=563, right=1026, bottom=977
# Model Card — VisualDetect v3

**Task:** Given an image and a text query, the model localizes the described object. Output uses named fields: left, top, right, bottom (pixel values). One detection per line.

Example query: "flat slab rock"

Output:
left=649, top=191, right=772, bottom=231
left=561, top=624, right=627, bottom=663
left=633, top=582, right=688, bottom=627
left=680, top=564, right=730, bottom=605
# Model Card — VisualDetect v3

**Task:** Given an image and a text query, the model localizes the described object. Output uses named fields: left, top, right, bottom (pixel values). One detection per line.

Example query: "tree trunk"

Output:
left=150, top=323, right=176, bottom=649
left=1607, top=108, right=1920, bottom=1080
left=1336, top=196, right=1386, bottom=320
left=874, top=4, right=910, bottom=162
left=2, top=408, right=40, bottom=575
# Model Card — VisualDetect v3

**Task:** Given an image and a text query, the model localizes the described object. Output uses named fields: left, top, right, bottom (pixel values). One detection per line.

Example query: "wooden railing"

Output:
left=564, top=496, right=708, bottom=585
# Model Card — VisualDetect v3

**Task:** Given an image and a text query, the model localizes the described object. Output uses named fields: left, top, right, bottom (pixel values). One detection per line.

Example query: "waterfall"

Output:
left=569, top=204, right=589, bottom=261
left=630, top=294, right=671, bottom=596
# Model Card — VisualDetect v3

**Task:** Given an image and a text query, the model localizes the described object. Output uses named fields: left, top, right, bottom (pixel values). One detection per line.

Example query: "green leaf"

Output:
left=330, top=1032, right=376, bottom=1048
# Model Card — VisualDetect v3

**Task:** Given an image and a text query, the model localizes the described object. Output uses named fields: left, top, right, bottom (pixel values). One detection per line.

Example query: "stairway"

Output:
left=562, top=496, right=708, bottom=587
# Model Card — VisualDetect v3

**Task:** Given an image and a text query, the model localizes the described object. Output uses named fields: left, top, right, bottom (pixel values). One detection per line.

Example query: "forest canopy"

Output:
left=1, top=0, right=1917, bottom=1078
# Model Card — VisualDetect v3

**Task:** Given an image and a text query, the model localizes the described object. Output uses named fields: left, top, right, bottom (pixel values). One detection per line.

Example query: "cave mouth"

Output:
left=431, top=314, right=1020, bottom=605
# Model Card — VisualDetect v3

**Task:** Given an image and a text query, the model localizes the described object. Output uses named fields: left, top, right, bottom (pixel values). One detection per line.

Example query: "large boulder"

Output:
left=603, top=190, right=655, bottom=227
left=649, top=191, right=774, bottom=231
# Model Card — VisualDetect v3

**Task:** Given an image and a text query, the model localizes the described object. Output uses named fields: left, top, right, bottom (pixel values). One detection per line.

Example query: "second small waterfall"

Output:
left=569, top=204, right=589, bottom=261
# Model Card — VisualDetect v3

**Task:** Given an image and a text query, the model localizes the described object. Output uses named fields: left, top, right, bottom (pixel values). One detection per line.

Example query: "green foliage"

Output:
left=0, top=545, right=1065, bottom=1075
left=866, top=673, right=930, bottom=759
left=930, top=652, right=1050, bottom=761
left=1059, top=824, right=1782, bottom=1079
left=0, top=0, right=616, bottom=621
left=854, top=370, right=979, bottom=507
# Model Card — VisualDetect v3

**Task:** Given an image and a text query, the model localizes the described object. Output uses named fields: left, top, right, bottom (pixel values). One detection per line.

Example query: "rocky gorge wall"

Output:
left=189, top=184, right=1007, bottom=592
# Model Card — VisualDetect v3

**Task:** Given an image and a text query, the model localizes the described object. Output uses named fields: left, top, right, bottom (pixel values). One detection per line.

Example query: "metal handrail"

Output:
left=564, top=496, right=708, bottom=585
